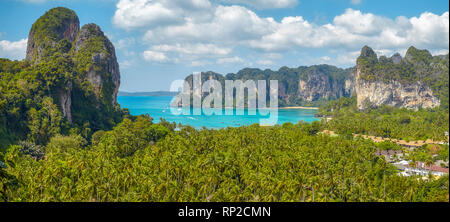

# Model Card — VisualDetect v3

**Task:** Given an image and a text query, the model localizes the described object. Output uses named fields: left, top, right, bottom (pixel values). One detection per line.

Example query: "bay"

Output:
left=118, top=96, right=319, bottom=129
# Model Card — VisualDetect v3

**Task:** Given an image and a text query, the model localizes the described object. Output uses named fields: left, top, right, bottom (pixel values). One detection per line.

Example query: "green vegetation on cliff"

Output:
left=30, top=7, right=78, bottom=43
left=184, top=64, right=353, bottom=107
left=27, top=7, right=79, bottom=63
left=1, top=8, right=123, bottom=149
left=357, top=46, right=449, bottom=109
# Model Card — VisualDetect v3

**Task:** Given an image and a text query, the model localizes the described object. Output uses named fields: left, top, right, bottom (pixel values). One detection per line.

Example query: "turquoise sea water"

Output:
left=118, top=96, right=319, bottom=129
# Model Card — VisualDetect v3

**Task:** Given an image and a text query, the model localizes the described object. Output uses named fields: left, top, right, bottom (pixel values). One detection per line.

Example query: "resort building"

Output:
left=395, top=161, right=449, bottom=177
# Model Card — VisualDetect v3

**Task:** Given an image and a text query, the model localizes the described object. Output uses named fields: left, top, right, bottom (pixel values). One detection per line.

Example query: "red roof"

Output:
left=408, top=162, right=449, bottom=173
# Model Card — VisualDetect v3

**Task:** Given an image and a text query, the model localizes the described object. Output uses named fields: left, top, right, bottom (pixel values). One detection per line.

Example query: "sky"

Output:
left=0, top=0, right=449, bottom=92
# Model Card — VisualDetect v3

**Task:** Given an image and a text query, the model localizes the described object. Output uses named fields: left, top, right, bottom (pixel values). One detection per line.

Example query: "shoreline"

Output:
left=279, top=106, right=319, bottom=110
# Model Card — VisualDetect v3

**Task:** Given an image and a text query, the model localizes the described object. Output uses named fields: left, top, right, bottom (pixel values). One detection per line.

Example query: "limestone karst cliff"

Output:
left=26, top=7, right=80, bottom=64
left=181, top=46, right=447, bottom=110
left=296, top=66, right=354, bottom=102
left=354, top=46, right=446, bottom=110
left=25, top=7, right=122, bottom=128
left=183, top=65, right=354, bottom=107
left=74, top=23, right=121, bottom=106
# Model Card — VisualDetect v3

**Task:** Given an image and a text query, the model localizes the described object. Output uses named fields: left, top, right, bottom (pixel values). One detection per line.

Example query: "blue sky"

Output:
left=0, top=0, right=449, bottom=92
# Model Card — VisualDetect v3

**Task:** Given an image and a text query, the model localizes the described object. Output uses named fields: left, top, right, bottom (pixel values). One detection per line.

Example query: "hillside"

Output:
left=355, top=46, right=448, bottom=110
left=0, top=7, right=124, bottom=147
left=183, top=65, right=354, bottom=107
left=0, top=7, right=448, bottom=203
left=181, top=46, right=448, bottom=110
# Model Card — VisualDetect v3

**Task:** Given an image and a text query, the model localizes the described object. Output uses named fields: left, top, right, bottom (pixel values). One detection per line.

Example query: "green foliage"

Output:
left=2, top=14, right=449, bottom=203
left=0, top=55, right=121, bottom=148
left=413, top=175, right=449, bottom=202
left=319, top=97, right=449, bottom=141
left=406, top=144, right=449, bottom=165
left=376, top=141, right=402, bottom=151
left=27, top=7, right=79, bottom=63
left=46, top=134, right=86, bottom=154
left=0, top=119, right=447, bottom=202
left=27, top=97, right=63, bottom=144
left=94, top=116, right=157, bottom=158
left=0, top=158, right=15, bottom=201
left=74, top=35, right=108, bottom=74
left=30, top=7, right=78, bottom=44
left=17, top=141, right=45, bottom=160
left=1, top=14, right=123, bottom=149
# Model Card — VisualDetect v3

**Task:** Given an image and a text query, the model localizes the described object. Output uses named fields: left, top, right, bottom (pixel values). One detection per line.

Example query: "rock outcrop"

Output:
left=183, top=65, right=354, bottom=107
left=181, top=46, right=447, bottom=110
left=355, top=71, right=440, bottom=110
left=58, top=84, right=73, bottom=123
left=354, top=46, right=444, bottom=110
left=74, top=24, right=121, bottom=105
left=24, top=7, right=122, bottom=127
left=297, top=66, right=354, bottom=102
left=26, top=7, right=80, bottom=64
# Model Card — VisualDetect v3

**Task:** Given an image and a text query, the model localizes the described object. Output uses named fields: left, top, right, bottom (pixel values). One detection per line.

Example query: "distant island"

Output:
left=118, top=91, right=179, bottom=97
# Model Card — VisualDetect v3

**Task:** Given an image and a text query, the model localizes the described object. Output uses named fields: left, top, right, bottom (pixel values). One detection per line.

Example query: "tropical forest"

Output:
left=0, top=6, right=449, bottom=202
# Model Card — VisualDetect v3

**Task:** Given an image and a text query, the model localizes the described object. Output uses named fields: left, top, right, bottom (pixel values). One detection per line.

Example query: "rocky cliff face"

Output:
left=298, top=72, right=332, bottom=102
left=354, top=46, right=444, bottom=110
left=26, top=7, right=80, bottom=64
left=74, top=24, right=121, bottom=105
left=355, top=70, right=440, bottom=110
left=297, top=66, right=354, bottom=102
left=25, top=7, right=121, bottom=127
left=183, top=65, right=354, bottom=107
left=181, top=45, right=447, bottom=109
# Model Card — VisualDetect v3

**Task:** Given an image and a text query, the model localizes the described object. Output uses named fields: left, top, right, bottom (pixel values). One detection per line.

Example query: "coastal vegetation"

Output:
left=1, top=60, right=449, bottom=201
left=318, top=97, right=449, bottom=141
left=0, top=7, right=448, bottom=202
left=1, top=116, right=448, bottom=202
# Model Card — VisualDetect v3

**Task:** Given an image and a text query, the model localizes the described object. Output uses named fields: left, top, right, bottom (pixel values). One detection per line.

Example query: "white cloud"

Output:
left=114, top=0, right=449, bottom=67
left=151, top=43, right=231, bottom=56
left=256, top=59, right=273, bottom=65
left=333, top=9, right=391, bottom=35
left=142, top=50, right=170, bottom=62
left=190, top=60, right=210, bottom=67
left=116, top=37, right=136, bottom=49
left=0, top=38, right=27, bottom=60
left=113, top=0, right=213, bottom=29
left=350, top=0, right=361, bottom=5
left=250, top=9, right=449, bottom=53
left=217, top=56, right=244, bottom=64
left=407, top=12, right=449, bottom=49
left=299, top=50, right=361, bottom=67
left=320, top=56, right=331, bottom=62
left=119, top=59, right=134, bottom=69
left=263, top=53, right=282, bottom=59
left=334, top=51, right=360, bottom=66
left=220, top=0, right=298, bottom=9
left=142, top=5, right=276, bottom=45
left=432, top=49, right=449, bottom=56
